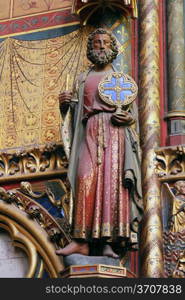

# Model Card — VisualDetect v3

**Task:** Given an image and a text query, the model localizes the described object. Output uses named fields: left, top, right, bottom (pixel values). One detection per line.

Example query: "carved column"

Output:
left=138, top=0, right=164, bottom=277
left=166, top=0, right=185, bottom=145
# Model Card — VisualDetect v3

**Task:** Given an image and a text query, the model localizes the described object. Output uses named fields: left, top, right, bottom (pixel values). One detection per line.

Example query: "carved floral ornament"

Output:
left=0, top=142, right=68, bottom=182
left=155, top=146, right=185, bottom=180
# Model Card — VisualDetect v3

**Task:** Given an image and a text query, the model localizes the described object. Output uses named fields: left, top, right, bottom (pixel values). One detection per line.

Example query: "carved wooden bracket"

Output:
left=0, top=143, right=68, bottom=183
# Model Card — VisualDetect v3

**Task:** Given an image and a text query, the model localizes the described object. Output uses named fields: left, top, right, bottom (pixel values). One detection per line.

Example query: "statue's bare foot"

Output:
left=56, top=241, right=89, bottom=256
left=103, top=244, right=119, bottom=258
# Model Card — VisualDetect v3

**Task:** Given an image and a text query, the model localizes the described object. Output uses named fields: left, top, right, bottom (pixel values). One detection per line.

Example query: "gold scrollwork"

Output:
left=155, top=146, right=185, bottom=180
left=172, top=251, right=185, bottom=278
left=0, top=143, right=68, bottom=183
left=98, top=72, right=138, bottom=109
left=0, top=187, right=71, bottom=247
left=19, top=179, right=72, bottom=229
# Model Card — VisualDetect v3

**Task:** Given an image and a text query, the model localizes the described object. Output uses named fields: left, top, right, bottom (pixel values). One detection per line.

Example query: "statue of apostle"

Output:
left=56, top=28, right=143, bottom=258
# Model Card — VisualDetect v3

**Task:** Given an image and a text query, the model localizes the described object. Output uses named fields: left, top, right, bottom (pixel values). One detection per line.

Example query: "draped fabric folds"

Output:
left=71, top=72, right=141, bottom=242
left=0, top=29, right=88, bottom=149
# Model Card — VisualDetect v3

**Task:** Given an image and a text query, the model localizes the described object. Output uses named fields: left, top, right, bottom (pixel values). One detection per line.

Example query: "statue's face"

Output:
left=92, top=34, right=112, bottom=52
left=88, top=33, right=115, bottom=66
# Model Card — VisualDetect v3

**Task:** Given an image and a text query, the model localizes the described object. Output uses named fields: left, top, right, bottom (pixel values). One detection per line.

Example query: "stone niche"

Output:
left=0, top=229, right=28, bottom=278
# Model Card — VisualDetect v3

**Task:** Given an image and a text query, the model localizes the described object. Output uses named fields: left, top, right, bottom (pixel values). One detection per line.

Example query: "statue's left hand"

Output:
left=111, top=111, right=135, bottom=126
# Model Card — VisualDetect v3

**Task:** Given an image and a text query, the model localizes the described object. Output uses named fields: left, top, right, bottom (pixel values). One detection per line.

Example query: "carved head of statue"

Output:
left=87, top=28, right=118, bottom=66
left=174, top=180, right=185, bottom=196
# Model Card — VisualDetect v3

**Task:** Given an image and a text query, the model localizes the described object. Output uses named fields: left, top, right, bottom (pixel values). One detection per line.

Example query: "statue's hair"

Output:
left=87, top=28, right=118, bottom=61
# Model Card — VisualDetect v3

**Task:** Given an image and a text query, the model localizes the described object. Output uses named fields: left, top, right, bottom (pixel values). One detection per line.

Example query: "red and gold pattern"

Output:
left=60, top=264, right=134, bottom=278
left=0, top=1, right=79, bottom=38
left=72, top=0, right=138, bottom=24
left=0, top=0, right=72, bottom=20
left=139, top=0, right=164, bottom=277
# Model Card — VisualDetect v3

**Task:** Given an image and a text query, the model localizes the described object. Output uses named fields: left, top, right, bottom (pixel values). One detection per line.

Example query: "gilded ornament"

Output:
left=72, top=0, right=138, bottom=25
left=0, top=209, right=63, bottom=277
left=0, top=187, right=71, bottom=247
left=155, top=146, right=185, bottom=180
left=98, top=72, right=138, bottom=114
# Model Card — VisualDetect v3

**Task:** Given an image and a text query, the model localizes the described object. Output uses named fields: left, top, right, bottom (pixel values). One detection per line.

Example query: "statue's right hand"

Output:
left=59, top=91, right=72, bottom=106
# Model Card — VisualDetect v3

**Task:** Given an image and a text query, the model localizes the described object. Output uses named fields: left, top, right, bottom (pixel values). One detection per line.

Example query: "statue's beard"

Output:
left=87, top=49, right=115, bottom=66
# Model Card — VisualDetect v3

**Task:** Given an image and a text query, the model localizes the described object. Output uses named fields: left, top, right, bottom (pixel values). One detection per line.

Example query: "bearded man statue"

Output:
left=56, top=28, right=143, bottom=258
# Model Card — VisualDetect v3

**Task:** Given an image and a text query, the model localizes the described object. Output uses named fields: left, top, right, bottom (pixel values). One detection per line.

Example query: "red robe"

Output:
left=73, top=71, right=130, bottom=242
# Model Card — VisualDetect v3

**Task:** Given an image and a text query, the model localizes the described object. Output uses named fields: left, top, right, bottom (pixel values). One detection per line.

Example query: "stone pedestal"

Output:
left=60, top=264, right=136, bottom=278
left=60, top=254, right=136, bottom=278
